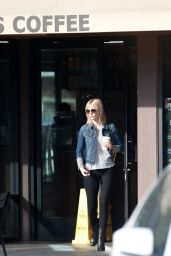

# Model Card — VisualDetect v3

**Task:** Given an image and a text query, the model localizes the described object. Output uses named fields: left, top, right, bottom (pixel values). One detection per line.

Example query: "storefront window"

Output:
left=162, top=37, right=171, bottom=167
left=164, top=98, right=171, bottom=165
left=0, top=42, right=19, bottom=239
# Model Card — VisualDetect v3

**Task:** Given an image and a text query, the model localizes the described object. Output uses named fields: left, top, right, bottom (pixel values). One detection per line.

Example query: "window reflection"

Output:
left=52, top=102, right=73, bottom=147
left=41, top=71, right=55, bottom=179
left=41, top=48, right=98, bottom=217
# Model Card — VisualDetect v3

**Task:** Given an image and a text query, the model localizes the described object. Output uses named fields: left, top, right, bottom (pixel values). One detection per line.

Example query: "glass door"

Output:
left=103, top=39, right=137, bottom=229
left=37, top=44, right=99, bottom=240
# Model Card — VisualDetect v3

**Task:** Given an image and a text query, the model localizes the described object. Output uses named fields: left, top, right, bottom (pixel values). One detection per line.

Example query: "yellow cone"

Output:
left=72, top=189, right=112, bottom=244
left=72, top=188, right=90, bottom=244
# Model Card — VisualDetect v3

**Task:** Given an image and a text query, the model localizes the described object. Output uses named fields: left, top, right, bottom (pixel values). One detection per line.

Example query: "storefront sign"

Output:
left=1, top=11, right=171, bottom=35
left=0, top=15, right=90, bottom=34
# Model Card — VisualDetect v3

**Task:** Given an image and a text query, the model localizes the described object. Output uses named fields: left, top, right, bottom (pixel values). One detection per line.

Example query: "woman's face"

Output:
left=85, top=103, right=100, bottom=123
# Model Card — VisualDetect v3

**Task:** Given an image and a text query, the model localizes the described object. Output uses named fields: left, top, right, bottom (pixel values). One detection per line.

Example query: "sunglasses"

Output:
left=85, top=109, right=97, bottom=114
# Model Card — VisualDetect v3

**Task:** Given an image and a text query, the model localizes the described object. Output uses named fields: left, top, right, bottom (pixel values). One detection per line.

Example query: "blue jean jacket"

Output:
left=76, top=123, right=123, bottom=165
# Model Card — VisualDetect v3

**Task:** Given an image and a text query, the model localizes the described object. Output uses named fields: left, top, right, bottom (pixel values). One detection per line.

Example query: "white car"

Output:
left=110, top=165, right=171, bottom=256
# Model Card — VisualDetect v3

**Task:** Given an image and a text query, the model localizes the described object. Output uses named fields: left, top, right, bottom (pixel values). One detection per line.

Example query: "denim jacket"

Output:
left=76, top=123, right=123, bottom=165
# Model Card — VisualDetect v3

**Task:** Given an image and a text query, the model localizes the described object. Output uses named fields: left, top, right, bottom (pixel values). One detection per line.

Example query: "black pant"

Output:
left=83, top=168, right=112, bottom=229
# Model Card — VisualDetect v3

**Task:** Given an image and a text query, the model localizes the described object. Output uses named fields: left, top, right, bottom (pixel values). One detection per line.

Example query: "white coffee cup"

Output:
left=102, top=136, right=110, bottom=150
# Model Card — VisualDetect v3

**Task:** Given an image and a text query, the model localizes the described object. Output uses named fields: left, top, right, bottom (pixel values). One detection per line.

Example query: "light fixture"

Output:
left=104, top=40, right=124, bottom=44
left=0, top=41, right=9, bottom=44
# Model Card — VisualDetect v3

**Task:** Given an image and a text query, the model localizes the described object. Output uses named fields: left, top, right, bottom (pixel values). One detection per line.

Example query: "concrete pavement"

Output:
left=1, top=242, right=112, bottom=256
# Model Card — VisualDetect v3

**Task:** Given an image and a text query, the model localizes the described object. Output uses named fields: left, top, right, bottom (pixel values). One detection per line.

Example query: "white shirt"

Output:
left=85, top=126, right=114, bottom=170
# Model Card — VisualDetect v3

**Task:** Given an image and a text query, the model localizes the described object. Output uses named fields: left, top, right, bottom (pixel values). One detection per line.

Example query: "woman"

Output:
left=76, top=98, right=123, bottom=251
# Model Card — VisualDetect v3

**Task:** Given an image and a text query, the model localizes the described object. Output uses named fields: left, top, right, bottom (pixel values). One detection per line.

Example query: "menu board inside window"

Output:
left=67, top=49, right=98, bottom=90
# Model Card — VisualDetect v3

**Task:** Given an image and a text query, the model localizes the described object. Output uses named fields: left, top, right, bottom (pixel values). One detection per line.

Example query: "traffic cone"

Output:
left=72, top=188, right=90, bottom=244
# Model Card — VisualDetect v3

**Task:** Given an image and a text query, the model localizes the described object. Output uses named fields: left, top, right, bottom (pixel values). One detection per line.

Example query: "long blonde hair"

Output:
left=85, top=98, right=106, bottom=125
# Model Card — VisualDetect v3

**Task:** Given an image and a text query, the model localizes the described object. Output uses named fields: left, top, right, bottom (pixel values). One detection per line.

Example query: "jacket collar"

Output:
left=87, top=123, right=107, bottom=129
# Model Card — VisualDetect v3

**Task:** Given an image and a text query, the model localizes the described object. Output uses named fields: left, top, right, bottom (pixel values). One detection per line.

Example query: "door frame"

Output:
left=29, top=36, right=137, bottom=241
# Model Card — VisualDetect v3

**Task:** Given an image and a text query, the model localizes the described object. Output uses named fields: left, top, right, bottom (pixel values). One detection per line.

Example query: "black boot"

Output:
left=97, top=228, right=105, bottom=251
left=90, top=225, right=98, bottom=246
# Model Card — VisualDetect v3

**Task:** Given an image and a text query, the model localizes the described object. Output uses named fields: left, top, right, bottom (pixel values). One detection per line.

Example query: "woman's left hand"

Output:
left=104, top=140, right=113, bottom=149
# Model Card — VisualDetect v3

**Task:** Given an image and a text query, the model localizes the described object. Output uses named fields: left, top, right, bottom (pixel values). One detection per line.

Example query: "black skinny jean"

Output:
left=83, top=168, right=112, bottom=230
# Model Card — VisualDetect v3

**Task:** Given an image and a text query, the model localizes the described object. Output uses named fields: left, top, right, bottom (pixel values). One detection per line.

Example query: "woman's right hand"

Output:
left=80, top=167, right=90, bottom=176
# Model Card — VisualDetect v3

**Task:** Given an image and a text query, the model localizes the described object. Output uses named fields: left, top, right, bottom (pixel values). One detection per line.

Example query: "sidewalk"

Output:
left=1, top=242, right=112, bottom=256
